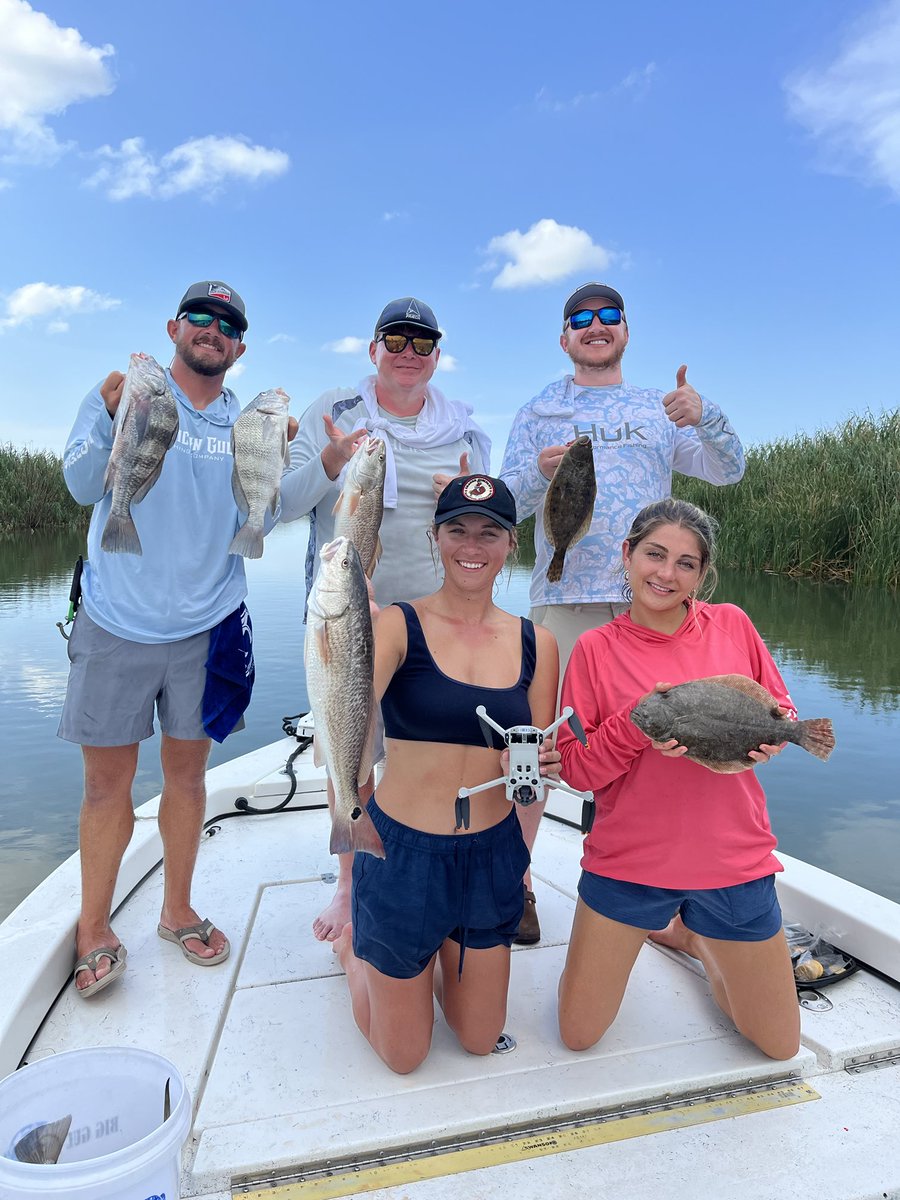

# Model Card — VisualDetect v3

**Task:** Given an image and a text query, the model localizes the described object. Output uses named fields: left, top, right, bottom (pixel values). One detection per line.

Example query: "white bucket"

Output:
left=0, top=1047, right=191, bottom=1199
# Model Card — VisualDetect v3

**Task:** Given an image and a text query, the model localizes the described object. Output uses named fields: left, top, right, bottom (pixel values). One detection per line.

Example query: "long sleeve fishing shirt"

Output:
left=63, top=372, right=250, bottom=643
left=500, top=378, right=745, bottom=607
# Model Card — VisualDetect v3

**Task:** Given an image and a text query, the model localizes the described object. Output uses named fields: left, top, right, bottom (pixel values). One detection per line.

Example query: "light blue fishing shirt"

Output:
left=63, top=371, right=251, bottom=643
left=499, top=377, right=745, bottom=607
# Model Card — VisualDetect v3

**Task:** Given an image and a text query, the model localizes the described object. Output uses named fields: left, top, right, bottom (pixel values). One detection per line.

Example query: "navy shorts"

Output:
left=578, top=871, right=783, bottom=942
left=351, top=796, right=530, bottom=979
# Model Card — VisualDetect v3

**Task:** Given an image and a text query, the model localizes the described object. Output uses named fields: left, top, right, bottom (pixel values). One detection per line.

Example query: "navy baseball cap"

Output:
left=434, top=475, right=517, bottom=531
left=563, top=282, right=625, bottom=323
left=177, top=281, right=248, bottom=332
left=374, top=297, right=441, bottom=338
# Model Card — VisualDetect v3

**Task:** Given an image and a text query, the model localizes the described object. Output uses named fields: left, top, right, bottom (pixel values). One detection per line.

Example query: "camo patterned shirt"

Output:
left=499, top=377, right=745, bottom=607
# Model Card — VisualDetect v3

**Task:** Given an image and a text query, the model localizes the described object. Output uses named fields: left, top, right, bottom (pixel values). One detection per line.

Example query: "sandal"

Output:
left=73, top=944, right=127, bottom=999
left=514, top=886, right=541, bottom=945
left=157, top=918, right=230, bottom=966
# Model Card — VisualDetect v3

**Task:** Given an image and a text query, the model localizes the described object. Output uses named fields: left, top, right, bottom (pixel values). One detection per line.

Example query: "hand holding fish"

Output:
left=320, top=414, right=369, bottom=480
left=747, top=705, right=791, bottom=765
left=662, top=365, right=703, bottom=428
left=538, top=444, right=569, bottom=480
left=100, top=371, right=126, bottom=417
left=432, top=451, right=470, bottom=500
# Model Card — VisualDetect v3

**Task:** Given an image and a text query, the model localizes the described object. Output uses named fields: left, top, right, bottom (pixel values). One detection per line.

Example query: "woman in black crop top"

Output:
left=334, top=476, right=560, bottom=1074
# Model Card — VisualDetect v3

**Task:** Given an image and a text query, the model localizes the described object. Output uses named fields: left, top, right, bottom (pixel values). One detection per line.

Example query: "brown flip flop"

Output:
left=157, top=918, right=230, bottom=966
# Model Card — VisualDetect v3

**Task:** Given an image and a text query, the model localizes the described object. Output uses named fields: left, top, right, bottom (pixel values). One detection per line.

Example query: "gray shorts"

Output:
left=57, top=607, right=220, bottom=746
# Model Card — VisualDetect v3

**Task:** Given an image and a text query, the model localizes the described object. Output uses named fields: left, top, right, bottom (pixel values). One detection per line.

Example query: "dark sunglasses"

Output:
left=179, top=310, right=242, bottom=340
left=567, top=306, right=623, bottom=330
left=376, top=332, right=437, bottom=356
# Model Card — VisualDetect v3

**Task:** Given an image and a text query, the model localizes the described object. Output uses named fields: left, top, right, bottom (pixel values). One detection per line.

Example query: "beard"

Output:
left=566, top=341, right=626, bottom=373
left=177, top=340, right=235, bottom=377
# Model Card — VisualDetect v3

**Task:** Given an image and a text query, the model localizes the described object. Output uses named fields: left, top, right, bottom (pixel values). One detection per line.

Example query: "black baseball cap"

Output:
left=177, top=281, right=248, bottom=332
left=563, top=282, right=625, bottom=323
left=434, top=475, right=517, bottom=530
left=374, top=297, right=442, bottom=338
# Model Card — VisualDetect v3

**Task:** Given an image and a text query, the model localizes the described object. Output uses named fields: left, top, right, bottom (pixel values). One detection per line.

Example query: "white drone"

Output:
left=455, top=706, right=594, bottom=833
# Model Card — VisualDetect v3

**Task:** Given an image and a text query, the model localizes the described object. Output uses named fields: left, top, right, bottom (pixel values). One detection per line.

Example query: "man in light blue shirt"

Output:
left=500, top=281, right=745, bottom=942
left=59, top=280, right=291, bottom=997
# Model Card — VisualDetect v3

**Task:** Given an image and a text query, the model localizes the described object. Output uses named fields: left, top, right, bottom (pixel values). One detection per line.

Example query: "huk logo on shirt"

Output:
left=573, top=421, right=648, bottom=444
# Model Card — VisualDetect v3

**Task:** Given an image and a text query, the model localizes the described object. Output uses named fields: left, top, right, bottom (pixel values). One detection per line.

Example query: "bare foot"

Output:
left=648, top=914, right=699, bottom=957
left=313, top=885, right=351, bottom=942
left=332, top=923, right=354, bottom=972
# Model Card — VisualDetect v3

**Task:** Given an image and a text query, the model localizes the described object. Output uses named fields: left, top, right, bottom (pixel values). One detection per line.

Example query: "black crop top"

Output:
left=381, top=602, right=537, bottom=748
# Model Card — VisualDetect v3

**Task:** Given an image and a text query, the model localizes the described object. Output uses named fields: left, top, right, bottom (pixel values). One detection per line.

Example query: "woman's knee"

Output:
left=377, top=1034, right=432, bottom=1075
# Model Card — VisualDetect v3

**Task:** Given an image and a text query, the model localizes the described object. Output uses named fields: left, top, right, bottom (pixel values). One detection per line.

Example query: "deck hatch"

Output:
left=231, top=1076, right=819, bottom=1198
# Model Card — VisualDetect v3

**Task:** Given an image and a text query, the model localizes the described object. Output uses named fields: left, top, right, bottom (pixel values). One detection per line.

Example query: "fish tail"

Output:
left=795, top=717, right=835, bottom=761
left=546, top=549, right=566, bottom=583
left=228, top=521, right=264, bottom=559
left=350, top=805, right=386, bottom=858
left=101, top=511, right=142, bottom=556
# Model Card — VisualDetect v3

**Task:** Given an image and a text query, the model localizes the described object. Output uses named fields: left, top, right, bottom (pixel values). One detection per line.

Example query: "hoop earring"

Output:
left=624, top=570, right=630, bottom=582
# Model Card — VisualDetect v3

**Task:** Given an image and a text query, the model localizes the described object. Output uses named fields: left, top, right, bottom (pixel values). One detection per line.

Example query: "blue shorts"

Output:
left=351, top=796, right=530, bottom=979
left=578, top=871, right=783, bottom=942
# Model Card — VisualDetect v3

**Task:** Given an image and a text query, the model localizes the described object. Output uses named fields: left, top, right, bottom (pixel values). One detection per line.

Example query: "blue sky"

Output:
left=2, top=0, right=899, bottom=466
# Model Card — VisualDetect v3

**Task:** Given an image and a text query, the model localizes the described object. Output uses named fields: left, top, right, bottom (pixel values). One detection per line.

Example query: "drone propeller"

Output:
left=567, top=711, right=588, bottom=746
left=477, top=712, right=496, bottom=750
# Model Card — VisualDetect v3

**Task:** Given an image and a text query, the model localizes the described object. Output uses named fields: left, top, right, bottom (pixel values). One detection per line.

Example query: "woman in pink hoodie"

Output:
left=556, top=498, right=800, bottom=1060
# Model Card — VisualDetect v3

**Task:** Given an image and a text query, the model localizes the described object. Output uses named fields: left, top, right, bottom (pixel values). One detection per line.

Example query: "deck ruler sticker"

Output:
left=234, top=1080, right=820, bottom=1198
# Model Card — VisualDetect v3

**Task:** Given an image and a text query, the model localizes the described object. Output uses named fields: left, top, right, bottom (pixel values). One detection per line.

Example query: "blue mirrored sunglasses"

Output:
left=179, top=309, right=242, bottom=340
left=567, top=306, right=622, bottom=330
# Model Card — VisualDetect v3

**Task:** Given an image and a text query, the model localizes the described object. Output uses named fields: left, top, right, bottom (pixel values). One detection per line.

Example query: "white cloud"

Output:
left=226, top=361, right=246, bottom=378
left=437, top=353, right=458, bottom=372
left=382, top=210, right=409, bottom=222
left=1, top=282, right=120, bottom=330
left=483, top=218, right=614, bottom=289
left=85, top=134, right=289, bottom=201
left=0, top=0, right=114, bottom=164
left=535, top=65, right=656, bottom=113
left=322, top=336, right=368, bottom=354
left=268, top=332, right=295, bottom=344
left=785, top=1, right=900, bottom=197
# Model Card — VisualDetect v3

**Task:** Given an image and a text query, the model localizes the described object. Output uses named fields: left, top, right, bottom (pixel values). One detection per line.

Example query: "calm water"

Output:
left=0, top=523, right=897, bottom=921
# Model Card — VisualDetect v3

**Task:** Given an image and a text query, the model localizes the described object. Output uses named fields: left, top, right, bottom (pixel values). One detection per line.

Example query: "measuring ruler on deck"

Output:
left=234, top=1079, right=819, bottom=1198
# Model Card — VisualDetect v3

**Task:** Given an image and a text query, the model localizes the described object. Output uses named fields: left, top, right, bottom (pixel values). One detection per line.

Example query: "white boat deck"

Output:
left=10, top=737, right=900, bottom=1199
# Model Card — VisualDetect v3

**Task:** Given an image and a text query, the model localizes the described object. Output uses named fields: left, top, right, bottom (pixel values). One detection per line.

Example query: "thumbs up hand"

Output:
left=662, top=365, right=703, bottom=428
left=432, top=451, right=471, bottom=500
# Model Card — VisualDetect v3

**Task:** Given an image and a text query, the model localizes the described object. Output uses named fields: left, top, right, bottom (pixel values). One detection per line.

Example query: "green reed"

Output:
left=0, top=444, right=90, bottom=534
left=673, top=410, right=899, bottom=589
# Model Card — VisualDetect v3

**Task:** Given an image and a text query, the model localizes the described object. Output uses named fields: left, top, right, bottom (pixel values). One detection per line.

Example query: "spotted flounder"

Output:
left=544, top=435, right=596, bottom=584
left=630, top=674, right=835, bottom=774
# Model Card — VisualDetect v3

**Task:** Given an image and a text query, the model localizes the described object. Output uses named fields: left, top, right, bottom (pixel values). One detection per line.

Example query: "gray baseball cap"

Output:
left=563, top=283, right=625, bottom=323
left=177, top=281, right=248, bottom=332
left=374, top=297, right=441, bottom=338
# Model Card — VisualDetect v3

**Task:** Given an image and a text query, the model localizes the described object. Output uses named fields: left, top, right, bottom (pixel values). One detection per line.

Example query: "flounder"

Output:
left=544, top=436, right=596, bottom=583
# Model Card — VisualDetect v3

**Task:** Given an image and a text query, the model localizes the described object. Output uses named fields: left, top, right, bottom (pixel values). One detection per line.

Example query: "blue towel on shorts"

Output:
left=202, top=603, right=255, bottom=742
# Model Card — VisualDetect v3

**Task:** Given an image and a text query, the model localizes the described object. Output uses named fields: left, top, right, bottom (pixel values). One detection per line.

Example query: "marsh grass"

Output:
left=516, top=410, right=898, bottom=589
left=0, top=444, right=89, bottom=534
left=673, top=410, right=899, bottom=589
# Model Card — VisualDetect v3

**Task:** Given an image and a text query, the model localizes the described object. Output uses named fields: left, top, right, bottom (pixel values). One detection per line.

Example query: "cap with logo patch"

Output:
left=434, top=475, right=517, bottom=531
left=177, top=281, right=248, bottom=333
left=563, top=282, right=625, bottom=324
left=374, top=297, right=441, bottom=339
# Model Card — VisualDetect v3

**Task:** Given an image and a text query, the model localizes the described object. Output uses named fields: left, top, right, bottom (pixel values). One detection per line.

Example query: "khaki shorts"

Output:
left=57, top=607, right=219, bottom=747
left=529, top=602, right=629, bottom=681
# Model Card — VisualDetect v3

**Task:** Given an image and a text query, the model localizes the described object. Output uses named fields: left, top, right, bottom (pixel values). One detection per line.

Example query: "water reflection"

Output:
left=0, top=525, right=897, bottom=923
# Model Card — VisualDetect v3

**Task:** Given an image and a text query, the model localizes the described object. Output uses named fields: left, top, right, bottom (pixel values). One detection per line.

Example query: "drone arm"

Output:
left=475, top=705, right=507, bottom=739
left=458, top=777, right=507, bottom=799
left=545, top=777, right=592, bottom=801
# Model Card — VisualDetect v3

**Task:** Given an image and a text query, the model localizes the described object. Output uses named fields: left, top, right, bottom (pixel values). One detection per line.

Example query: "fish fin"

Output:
left=357, top=699, right=378, bottom=787
left=700, top=674, right=780, bottom=708
left=231, top=466, right=250, bottom=517
left=687, top=753, right=754, bottom=774
left=795, top=717, right=835, bottom=762
left=100, top=512, right=142, bottom=555
left=165, top=418, right=180, bottom=450
left=349, top=805, right=386, bottom=859
left=282, top=435, right=292, bottom=467
left=102, top=457, right=116, bottom=495
left=228, top=520, right=264, bottom=559
left=269, top=485, right=280, bottom=517
left=546, top=550, right=566, bottom=583
left=130, top=458, right=166, bottom=505
left=314, top=622, right=331, bottom=667
left=311, top=732, right=327, bottom=769
left=369, top=536, right=384, bottom=576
